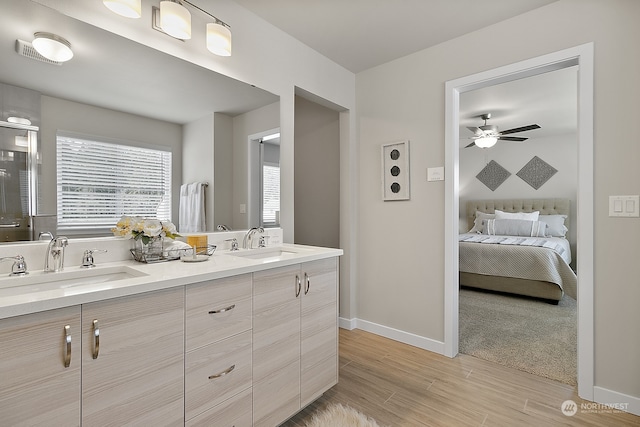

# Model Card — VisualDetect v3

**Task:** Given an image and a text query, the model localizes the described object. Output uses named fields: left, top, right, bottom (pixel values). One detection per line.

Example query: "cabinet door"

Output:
left=0, top=306, right=81, bottom=426
left=81, top=287, right=184, bottom=427
left=252, top=264, right=301, bottom=427
left=300, top=258, right=338, bottom=406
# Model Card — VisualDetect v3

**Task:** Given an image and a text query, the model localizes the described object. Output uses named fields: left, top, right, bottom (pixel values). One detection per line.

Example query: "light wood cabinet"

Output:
left=0, top=306, right=81, bottom=426
left=1, top=255, right=338, bottom=426
left=81, top=287, right=185, bottom=427
left=253, top=258, right=338, bottom=426
left=185, top=275, right=253, bottom=423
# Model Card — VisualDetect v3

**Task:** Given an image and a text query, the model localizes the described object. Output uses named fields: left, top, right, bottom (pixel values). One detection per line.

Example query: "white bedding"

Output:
left=458, top=233, right=577, bottom=299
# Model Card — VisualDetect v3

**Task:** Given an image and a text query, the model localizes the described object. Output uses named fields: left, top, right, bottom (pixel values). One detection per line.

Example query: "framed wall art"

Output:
left=381, top=140, right=410, bottom=201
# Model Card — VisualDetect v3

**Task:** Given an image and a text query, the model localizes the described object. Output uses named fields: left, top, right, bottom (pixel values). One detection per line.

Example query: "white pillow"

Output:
left=494, top=209, right=539, bottom=221
left=481, top=219, right=548, bottom=237
left=539, top=214, right=568, bottom=237
left=469, top=211, right=495, bottom=233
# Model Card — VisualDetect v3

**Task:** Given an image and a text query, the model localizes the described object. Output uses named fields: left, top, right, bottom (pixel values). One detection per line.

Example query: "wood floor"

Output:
left=282, top=328, right=640, bottom=427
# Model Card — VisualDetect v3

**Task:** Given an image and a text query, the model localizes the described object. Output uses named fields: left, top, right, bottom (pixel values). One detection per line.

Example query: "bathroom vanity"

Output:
left=0, top=243, right=341, bottom=426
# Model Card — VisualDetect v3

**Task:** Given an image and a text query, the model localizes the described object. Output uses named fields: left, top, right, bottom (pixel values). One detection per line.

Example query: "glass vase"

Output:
left=131, top=236, right=164, bottom=262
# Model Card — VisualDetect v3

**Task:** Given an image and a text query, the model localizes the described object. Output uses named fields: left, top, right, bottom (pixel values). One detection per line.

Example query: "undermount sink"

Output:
left=226, top=247, right=300, bottom=260
left=0, top=265, right=148, bottom=297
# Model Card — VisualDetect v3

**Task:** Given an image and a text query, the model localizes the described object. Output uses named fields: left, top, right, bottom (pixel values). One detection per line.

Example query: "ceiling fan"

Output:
left=465, top=113, right=540, bottom=148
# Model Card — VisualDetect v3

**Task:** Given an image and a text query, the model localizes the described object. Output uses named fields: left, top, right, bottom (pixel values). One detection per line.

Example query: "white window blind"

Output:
left=57, top=134, right=172, bottom=232
left=262, top=163, right=280, bottom=224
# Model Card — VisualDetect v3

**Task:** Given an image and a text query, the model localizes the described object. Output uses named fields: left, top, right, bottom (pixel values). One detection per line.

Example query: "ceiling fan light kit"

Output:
left=465, top=113, right=540, bottom=149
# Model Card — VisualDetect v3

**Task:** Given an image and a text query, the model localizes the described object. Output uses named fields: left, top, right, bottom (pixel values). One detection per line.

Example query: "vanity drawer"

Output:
left=186, top=274, right=252, bottom=350
left=185, top=330, right=252, bottom=421
left=185, top=386, right=252, bottom=427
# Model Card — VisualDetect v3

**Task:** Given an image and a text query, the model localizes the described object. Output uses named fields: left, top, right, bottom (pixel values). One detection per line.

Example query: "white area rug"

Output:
left=306, top=404, right=382, bottom=427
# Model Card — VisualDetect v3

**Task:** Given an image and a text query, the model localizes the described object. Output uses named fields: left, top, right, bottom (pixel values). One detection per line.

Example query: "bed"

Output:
left=459, top=198, right=577, bottom=303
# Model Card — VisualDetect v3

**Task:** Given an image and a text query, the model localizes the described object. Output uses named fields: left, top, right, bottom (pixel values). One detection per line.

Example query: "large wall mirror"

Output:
left=0, top=0, right=280, bottom=241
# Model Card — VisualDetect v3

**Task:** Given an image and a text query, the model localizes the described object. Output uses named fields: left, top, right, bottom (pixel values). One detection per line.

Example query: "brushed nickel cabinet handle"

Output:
left=304, top=273, right=310, bottom=295
left=295, top=275, right=301, bottom=297
left=208, top=304, right=236, bottom=314
left=64, top=324, right=72, bottom=368
left=208, top=364, right=235, bottom=379
left=92, top=319, right=100, bottom=359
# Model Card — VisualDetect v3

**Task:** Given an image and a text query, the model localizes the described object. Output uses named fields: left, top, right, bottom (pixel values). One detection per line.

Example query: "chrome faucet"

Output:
left=243, top=227, right=264, bottom=249
left=81, top=249, right=108, bottom=268
left=0, top=255, right=28, bottom=276
left=44, top=236, right=69, bottom=272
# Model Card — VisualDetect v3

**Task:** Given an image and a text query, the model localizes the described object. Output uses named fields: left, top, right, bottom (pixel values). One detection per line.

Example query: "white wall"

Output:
left=357, top=0, right=639, bottom=404
left=182, top=114, right=214, bottom=231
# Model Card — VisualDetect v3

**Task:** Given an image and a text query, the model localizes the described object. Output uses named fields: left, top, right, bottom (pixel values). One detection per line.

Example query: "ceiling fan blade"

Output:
left=499, top=124, right=541, bottom=135
left=467, top=126, right=482, bottom=136
left=498, top=136, right=528, bottom=142
left=464, top=141, right=477, bottom=148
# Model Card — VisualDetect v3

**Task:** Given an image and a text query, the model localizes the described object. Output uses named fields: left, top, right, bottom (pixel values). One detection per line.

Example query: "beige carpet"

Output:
left=459, top=288, right=577, bottom=385
left=306, top=404, right=383, bottom=427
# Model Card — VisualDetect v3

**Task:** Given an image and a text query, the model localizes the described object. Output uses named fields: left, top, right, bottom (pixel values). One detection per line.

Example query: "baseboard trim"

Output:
left=338, top=317, right=445, bottom=355
left=593, top=386, right=640, bottom=416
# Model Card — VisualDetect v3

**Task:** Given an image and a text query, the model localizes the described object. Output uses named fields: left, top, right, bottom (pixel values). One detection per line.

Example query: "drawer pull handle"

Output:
left=92, top=319, right=100, bottom=359
left=208, top=304, right=236, bottom=315
left=64, top=324, right=72, bottom=368
left=295, top=275, right=301, bottom=297
left=304, top=273, right=310, bottom=295
left=208, top=364, right=235, bottom=379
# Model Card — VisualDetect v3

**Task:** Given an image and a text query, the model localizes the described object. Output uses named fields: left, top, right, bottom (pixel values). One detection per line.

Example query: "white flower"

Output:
left=142, top=219, right=163, bottom=237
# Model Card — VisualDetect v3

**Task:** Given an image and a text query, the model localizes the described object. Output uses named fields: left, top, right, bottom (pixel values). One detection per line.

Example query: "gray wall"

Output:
left=294, top=96, right=340, bottom=248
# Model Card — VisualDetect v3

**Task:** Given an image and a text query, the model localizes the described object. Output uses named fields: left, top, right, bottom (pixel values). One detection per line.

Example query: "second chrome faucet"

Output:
left=44, top=236, right=68, bottom=272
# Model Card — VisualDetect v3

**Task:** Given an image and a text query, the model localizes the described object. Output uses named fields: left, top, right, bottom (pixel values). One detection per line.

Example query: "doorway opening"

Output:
left=444, top=43, right=594, bottom=400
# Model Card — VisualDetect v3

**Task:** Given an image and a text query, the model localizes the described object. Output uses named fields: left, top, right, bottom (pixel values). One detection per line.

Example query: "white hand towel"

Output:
left=179, top=182, right=206, bottom=233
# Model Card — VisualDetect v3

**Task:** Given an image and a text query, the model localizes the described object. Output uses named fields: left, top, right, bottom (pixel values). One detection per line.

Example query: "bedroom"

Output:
left=457, top=66, right=578, bottom=384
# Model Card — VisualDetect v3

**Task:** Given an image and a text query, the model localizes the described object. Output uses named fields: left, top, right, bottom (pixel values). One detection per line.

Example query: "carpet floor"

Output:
left=459, top=287, right=577, bottom=385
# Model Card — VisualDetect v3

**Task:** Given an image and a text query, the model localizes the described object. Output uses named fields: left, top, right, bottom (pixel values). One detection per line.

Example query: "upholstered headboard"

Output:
left=466, top=198, right=570, bottom=232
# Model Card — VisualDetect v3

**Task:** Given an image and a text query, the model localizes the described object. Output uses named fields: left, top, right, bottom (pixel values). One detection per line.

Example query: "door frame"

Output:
left=443, top=43, right=595, bottom=400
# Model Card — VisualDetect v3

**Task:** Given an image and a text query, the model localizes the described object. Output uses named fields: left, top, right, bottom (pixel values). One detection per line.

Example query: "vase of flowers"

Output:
left=112, top=216, right=180, bottom=263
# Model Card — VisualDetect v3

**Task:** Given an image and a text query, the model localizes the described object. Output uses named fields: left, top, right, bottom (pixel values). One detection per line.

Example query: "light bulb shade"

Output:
left=475, top=136, right=498, bottom=148
left=160, top=1, right=191, bottom=40
left=32, top=32, right=73, bottom=62
left=103, top=0, right=141, bottom=19
left=207, top=23, right=232, bottom=56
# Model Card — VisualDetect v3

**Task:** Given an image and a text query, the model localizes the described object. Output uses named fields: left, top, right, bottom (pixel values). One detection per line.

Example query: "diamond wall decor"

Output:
left=476, top=160, right=511, bottom=191
left=516, top=156, right=558, bottom=190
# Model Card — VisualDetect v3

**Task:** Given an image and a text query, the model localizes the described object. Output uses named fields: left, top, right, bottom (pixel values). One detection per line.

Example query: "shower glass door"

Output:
left=0, top=123, right=38, bottom=241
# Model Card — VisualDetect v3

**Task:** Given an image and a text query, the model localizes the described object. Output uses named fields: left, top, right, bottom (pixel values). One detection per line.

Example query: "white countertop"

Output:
left=0, top=244, right=342, bottom=320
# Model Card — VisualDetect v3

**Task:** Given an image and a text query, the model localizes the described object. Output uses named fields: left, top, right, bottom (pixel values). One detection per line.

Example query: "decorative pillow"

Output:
left=481, top=219, right=548, bottom=237
left=539, top=214, right=568, bottom=237
left=494, top=209, right=540, bottom=221
left=469, top=211, right=495, bottom=233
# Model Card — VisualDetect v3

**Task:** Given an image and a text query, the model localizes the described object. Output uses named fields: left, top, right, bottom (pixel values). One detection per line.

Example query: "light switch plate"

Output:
left=609, top=195, right=639, bottom=217
left=427, top=167, right=444, bottom=182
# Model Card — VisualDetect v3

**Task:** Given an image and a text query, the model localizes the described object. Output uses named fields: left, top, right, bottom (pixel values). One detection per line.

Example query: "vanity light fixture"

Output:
left=160, top=1, right=192, bottom=39
left=31, top=32, right=73, bottom=62
left=103, top=0, right=142, bottom=19
left=474, top=136, right=498, bottom=149
left=148, top=0, right=232, bottom=56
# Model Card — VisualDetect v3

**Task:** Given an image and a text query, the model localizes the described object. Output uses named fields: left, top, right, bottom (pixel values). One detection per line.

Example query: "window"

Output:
left=56, top=134, right=172, bottom=233
left=262, top=162, right=280, bottom=225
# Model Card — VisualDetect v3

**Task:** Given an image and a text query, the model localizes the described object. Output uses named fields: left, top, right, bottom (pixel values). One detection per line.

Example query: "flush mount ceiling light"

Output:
left=103, top=0, right=142, bottom=19
left=32, top=32, right=73, bottom=62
